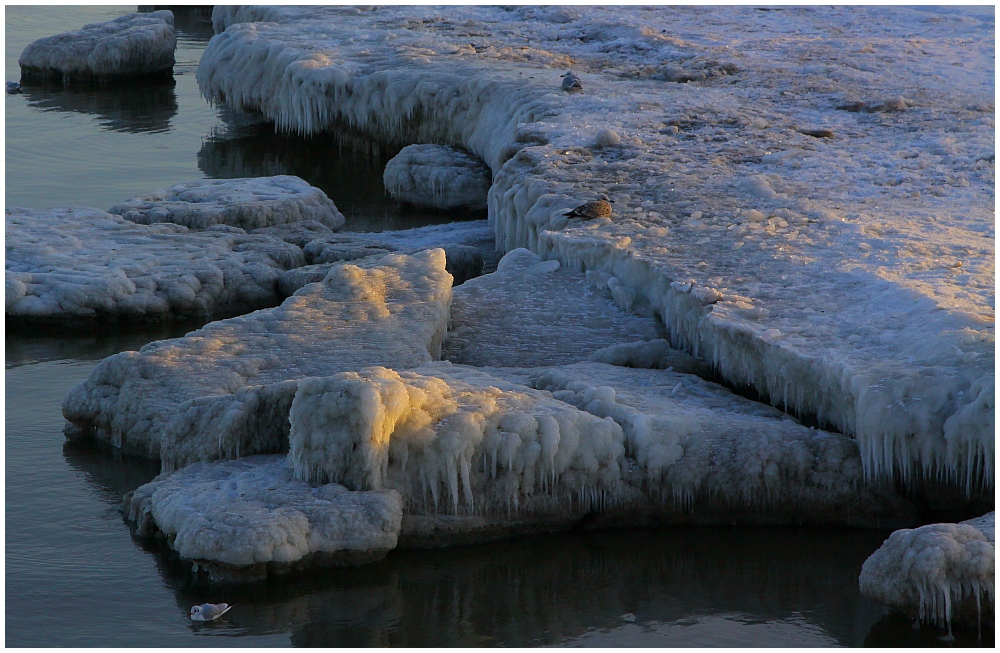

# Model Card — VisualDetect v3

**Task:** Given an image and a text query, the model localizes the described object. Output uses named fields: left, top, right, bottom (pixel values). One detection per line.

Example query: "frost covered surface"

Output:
left=200, top=6, right=994, bottom=491
left=5, top=207, right=303, bottom=324
left=109, top=176, right=345, bottom=232
left=443, top=248, right=663, bottom=367
left=19, top=10, right=176, bottom=82
left=859, top=512, right=994, bottom=627
left=125, top=455, right=402, bottom=576
left=383, top=144, right=491, bottom=210
left=62, top=250, right=452, bottom=463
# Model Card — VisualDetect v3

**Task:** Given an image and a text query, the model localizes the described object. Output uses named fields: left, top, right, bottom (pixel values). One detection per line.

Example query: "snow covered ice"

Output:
left=108, top=176, right=345, bottom=232
left=62, top=250, right=452, bottom=463
left=443, top=248, right=663, bottom=367
left=859, top=512, right=994, bottom=628
left=198, top=5, right=994, bottom=493
left=19, top=11, right=176, bottom=83
left=125, top=455, right=402, bottom=580
left=5, top=207, right=303, bottom=324
left=383, top=144, right=492, bottom=210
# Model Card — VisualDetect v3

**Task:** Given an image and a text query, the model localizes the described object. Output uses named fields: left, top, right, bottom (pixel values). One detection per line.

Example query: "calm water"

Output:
left=4, top=6, right=993, bottom=648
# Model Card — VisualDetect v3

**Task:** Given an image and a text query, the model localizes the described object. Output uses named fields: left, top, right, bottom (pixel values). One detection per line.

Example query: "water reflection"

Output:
left=18, top=78, right=178, bottom=134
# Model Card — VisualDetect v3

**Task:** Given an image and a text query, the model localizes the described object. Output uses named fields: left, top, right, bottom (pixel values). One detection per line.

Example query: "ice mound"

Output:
left=383, top=144, right=491, bottom=210
left=125, top=455, right=402, bottom=580
left=62, top=249, right=452, bottom=463
left=5, top=207, right=303, bottom=325
left=19, top=10, right=176, bottom=83
left=859, top=512, right=994, bottom=628
left=443, top=248, right=663, bottom=367
left=108, top=176, right=345, bottom=231
left=198, top=5, right=993, bottom=492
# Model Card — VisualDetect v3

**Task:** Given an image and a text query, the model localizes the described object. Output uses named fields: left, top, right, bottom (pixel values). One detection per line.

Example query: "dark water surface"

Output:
left=4, top=6, right=992, bottom=649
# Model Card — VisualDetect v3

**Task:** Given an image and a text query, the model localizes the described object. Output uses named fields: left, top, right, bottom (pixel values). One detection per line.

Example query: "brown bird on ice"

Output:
left=564, top=194, right=613, bottom=219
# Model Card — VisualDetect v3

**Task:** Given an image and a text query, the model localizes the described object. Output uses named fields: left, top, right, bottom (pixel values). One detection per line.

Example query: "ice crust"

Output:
left=443, top=248, right=663, bottom=367
left=108, top=176, right=345, bottom=232
left=5, top=207, right=303, bottom=324
left=62, top=250, right=452, bottom=463
left=199, top=5, right=994, bottom=491
left=19, top=10, right=176, bottom=82
left=383, top=144, right=491, bottom=210
left=125, top=455, right=402, bottom=573
left=859, top=512, right=994, bottom=628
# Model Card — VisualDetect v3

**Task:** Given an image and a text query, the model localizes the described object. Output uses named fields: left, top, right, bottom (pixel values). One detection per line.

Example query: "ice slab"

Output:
left=859, top=512, right=994, bottom=628
left=443, top=248, right=664, bottom=367
left=383, top=144, right=491, bottom=210
left=125, top=455, right=402, bottom=580
left=108, top=176, right=345, bottom=231
left=199, top=5, right=993, bottom=491
left=19, top=10, right=176, bottom=82
left=62, top=249, right=452, bottom=463
left=5, top=207, right=303, bottom=325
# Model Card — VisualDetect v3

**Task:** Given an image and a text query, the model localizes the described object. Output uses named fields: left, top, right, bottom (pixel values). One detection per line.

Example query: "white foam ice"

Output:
left=5, top=207, right=303, bottom=324
left=108, top=176, right=345, bottom=232
left=62, top=250, right=453, bottom=464
left=383, top=144, right=492, bottom=210
left=199, top=6, right=993, bottom=492
left=19, top=10, right=176, bottom=82
left=859, top=512, right=994, bottom=628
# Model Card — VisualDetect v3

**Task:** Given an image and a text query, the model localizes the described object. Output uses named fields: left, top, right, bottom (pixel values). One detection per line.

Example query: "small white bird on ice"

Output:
left=560, top=71, right=583, bottom=93
left=190, top=603, right=232, bottom=621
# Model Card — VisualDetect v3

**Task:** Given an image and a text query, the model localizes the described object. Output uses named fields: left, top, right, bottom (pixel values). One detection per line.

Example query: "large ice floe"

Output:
left=19, top=10, right=176, bottom=83
left=199, top=5, right=994, bottom=495
left=108, top=176, right=345, bottom=231
left=63, top=250, right=452, bottom=462
left=5, top=207, right=303, bottom=324
left=383, top=144, right=492, bottom=210
left=859, top=512, right=994, bottom=628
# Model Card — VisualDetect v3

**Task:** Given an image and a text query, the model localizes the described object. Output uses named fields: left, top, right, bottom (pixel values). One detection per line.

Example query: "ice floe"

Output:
left=19, top=10, right=176, bottom=83
left=6, top=207, right=303, bottom=324
left=442, top=248, right=663, bottom=367
left=125, top=455, right=402, bottom=580
left=383, top=144, right=491, bottom=210
left=108, top=176, right=345, bottom=231
left=859, top=512, right=994, bottom=628
left=62, top=249, right=452, bottom=463
left=199, top=5, right=993, bottom=492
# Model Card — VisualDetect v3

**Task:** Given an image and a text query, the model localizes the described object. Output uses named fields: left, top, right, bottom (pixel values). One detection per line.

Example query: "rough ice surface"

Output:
left=108, top=176, right=345, bottom=232
left=19, top=10, right=176, bottom=82
left=859, top=512, right=994, bottom=628
left=443, top=248, right=663, bottom=367
left=5, top=207, right=303, bottom=324
left=200, top=5, right=993, bottom=492
left=62, top=250, right=452, bottom=464
left=124, top=455, right=402, bottom=578
left=383, top=144, right=491, bottom=210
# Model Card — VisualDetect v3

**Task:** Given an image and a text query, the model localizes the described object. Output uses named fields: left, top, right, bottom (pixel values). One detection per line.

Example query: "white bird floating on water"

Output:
left=190, top=603, right=232, bottom=621
left=560, top=71, right=583, bottom=93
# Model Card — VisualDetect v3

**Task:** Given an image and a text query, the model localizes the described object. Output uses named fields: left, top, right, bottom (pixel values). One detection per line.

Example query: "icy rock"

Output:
left=5, top=207, right=303, bottom=325
left=383, top=145, right=492, bottom=211
left=19, top=11, right=176, bottom=82
left=443, top=248, right=663, bottom=367
left=250, top=220, right=340, bottom=248
left=859, top=512, right=994, bottom=627
left=62, top=249, right=453, bottom=463
left=124, top=455, right=402, bottom=579
left=594, top=129, right=622, bottom=148
left=109, top=176, right=345, bottom=231
left=587, top=339, right=714, bottom=379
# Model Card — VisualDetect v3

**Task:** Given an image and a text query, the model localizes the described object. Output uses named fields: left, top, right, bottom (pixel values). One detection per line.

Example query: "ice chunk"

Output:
left=383, top=144, right=491, bottom=211
left=62, top=250, right=453, bottom=463
left=124, top=455, right=402, bottom=580
left=859, top=512, right=994, bottom=628
left=109, top=176, right=345, bottom=231
left=5, top=207, right=303, bottom=325
left=19, top=11, right=176, bottom=82
left=443, top=248, right=663, bottom=367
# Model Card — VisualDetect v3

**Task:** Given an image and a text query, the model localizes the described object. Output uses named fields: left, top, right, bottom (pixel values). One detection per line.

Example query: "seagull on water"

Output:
left=560, top=71, right=583, bottom=93
left=564, top=194, right=613, bottom=219
left=6, top=81, right=22, bottom=94
left=190, top=603, right=232, bottom=621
